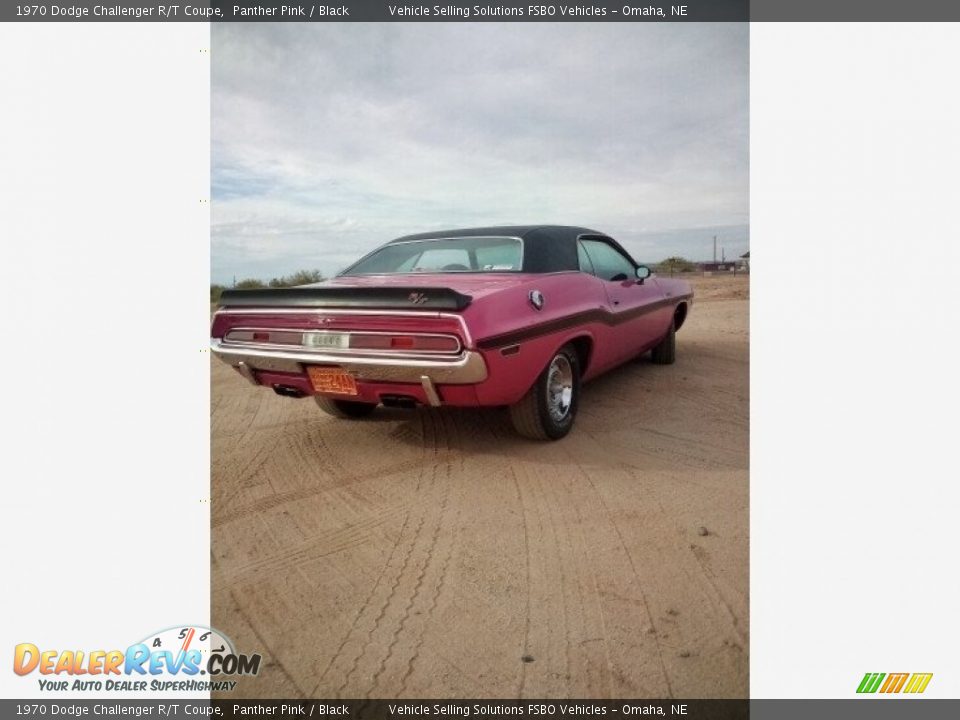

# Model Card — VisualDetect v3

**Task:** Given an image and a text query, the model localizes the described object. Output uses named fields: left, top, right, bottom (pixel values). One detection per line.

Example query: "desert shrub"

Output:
left=268, top=269, right=325, bottom=287
left=213, top=270, right=325, bottom=298
left=658, top=256, right=696, bottom=274
left=234, top=278, right=267, bottom=290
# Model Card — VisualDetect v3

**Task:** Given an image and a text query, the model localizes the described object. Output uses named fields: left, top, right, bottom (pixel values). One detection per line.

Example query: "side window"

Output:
left=581, top=240, right=635, bottom=281
left=577, top=241, right=596, bottom=275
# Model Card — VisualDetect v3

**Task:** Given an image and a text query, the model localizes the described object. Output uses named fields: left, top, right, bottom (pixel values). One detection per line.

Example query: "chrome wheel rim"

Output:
left=546, top=354, right=574, bottom=423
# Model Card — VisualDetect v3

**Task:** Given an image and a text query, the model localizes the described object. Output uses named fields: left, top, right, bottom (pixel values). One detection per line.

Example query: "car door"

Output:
left=579, top=238, right=669, bottom=363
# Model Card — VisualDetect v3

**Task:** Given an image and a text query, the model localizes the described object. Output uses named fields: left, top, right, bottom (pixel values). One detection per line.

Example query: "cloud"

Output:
left=212, top=22, right=748, bottom=283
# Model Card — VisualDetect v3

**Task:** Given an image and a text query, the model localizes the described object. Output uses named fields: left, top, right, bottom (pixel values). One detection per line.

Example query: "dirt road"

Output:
left=211, top=274, right=749, bottom=699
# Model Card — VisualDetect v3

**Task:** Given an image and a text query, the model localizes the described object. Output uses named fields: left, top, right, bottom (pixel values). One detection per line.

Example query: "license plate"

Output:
left=303, top=332, right=349, bottom=350
left=307, top=366, right=358, bottom=396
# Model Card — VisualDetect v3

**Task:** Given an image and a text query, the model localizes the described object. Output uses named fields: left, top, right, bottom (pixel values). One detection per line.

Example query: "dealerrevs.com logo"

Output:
left=857, top=672, right=933, bottom=694
left=13, top=625, right=261, bottom=693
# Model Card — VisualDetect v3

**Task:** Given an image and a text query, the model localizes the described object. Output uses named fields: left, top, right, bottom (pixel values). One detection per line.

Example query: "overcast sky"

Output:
left=212, top=23, right=748, bottom=284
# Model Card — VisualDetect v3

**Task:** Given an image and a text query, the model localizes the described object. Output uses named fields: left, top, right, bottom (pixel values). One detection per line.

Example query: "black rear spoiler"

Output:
left=217, top=286, right=472, bottom=311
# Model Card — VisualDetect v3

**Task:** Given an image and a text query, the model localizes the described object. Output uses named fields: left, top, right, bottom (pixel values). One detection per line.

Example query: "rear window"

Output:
left=342, top=237, right=523, bottom=275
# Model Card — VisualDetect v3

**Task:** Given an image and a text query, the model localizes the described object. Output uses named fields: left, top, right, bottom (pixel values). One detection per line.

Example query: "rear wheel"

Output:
left=509, top=344, right=581, bottom=440
left=650, top=322, right=676, bottom=365
left=314, top=396, right=377, bottom=419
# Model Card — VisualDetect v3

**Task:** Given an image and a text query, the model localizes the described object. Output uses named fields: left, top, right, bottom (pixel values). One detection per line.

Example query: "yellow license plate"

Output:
left=307, top=366, right=358, bottom=396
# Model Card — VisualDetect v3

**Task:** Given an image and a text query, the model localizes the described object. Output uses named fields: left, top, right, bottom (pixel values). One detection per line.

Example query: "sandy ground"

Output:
left=211, top=273, right=749, bottom=699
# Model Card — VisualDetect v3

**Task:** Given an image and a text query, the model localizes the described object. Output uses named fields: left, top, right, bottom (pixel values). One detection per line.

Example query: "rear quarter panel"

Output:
left=465, top=272, right=613, bottom=405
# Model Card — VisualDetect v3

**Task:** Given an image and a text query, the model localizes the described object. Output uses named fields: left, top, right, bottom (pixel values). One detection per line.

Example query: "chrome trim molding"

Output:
left=211, top=339, right=488, bottom=385
left=420, top=376, right=442, bottom=407
left=236, top=361, right=259, bottom=386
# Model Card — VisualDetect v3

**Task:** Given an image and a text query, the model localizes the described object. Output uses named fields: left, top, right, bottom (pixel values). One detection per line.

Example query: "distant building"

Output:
left=699, top=261, right=736, bottom=272
left=697, top=252, right=749, bottom=274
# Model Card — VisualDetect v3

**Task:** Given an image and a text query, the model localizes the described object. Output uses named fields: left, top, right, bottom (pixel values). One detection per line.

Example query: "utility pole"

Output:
left=722, top=247, right=726, bottom=263
left=713, top=236, right=717, bottom=263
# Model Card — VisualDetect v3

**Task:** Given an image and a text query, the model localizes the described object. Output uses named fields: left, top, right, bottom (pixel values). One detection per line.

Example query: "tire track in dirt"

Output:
left=687, top=542, right=748, bottom=648
left=368, top=495, right=446, bottom=694
left=326, top=428, right=435, bottom=695
left=538, top=467, right=573, bottom=692
left=569, top=481, right=616, bottom=698
left=512, top=459, right=546, bottom=697
left=543, top=456, right=611, bottom=696
left=211, top=454, right=446, bottom=528
left=510, top=466, right=534, bottom=697
left=394, top=412, right=465, bottom=696
left=578, top=465, right=675, bottom=698
left=218, top=508, right=407, bottom=590
left=228, top=588, right=309, bottom=698
left=310, top=509, right=412, bottom=694
left=364, top=408, right=469, bottom=697
left=324, top=408, right=452, bottom=697
left=331, top=510, right=427, bottom=695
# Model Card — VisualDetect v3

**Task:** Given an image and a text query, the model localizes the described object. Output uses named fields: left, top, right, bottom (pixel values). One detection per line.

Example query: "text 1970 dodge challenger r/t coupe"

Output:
left=211, top=226, right=693, bottom=440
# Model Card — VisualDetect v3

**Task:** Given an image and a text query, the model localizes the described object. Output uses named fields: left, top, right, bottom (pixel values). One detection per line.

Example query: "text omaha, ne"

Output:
left=389, top=5, right=685, bottom=19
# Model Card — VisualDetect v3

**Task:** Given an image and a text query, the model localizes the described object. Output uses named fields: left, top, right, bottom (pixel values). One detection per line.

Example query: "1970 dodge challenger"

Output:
left=211, top=225, right=693, bottom=440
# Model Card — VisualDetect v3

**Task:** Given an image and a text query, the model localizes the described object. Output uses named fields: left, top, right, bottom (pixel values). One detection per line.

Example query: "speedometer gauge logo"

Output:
left=138, top=625, right=242, bottom=675
left=131, top=624, right=260, bottom=677
left=13, top=623, right=262, bottom=693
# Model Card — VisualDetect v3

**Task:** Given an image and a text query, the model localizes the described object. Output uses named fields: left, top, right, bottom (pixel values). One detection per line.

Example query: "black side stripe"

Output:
left=476, top=293, right=692, bottom=350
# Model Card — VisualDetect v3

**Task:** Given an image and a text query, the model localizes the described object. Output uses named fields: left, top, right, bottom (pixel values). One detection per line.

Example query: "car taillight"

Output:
left=224, top=329, right=303, bottom=345
left=348, top=334, right=461, bottom=353
left=410, top=335, right=462, bottom=352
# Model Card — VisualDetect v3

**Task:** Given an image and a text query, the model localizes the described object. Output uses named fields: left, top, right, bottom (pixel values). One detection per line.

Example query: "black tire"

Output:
left=509, top=344, right=581, bottom=440
left=314, top=395, right=377, bottom=418
left=650, top=321, right=676, bottom=365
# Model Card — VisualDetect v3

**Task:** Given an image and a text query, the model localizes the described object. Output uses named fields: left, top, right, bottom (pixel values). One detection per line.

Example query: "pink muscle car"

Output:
left=211, top=226, right=693, bottom=439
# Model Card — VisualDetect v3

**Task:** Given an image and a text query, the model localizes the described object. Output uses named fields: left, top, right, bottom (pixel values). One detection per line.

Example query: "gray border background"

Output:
left=1, top=700, right=960, bottom=717
left=6, top=0, right=960, bottom=23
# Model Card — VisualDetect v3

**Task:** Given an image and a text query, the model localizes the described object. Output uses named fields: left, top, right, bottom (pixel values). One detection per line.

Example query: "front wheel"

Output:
left=509, top=344, right=581, bottom=440
left=650, top=321, right=676, bottom=365
left=314, top=396, right=377, bottom=419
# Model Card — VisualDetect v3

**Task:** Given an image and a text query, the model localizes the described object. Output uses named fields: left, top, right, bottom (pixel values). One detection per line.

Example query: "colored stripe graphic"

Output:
left=880, top=673, right=909, bottom=693
left=903, top=673, right=933, bottom=694
left=858, top=672, right=933, bottom=694
left=856, top=673, right=885, bottom=693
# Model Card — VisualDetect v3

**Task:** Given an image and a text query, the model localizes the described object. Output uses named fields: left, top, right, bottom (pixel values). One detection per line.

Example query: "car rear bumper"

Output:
left=210, top=339, right=489, bottom=386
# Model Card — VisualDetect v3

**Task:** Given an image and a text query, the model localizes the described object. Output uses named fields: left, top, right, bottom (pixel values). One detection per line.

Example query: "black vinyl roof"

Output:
left=385, top=225, right=629, bottom=273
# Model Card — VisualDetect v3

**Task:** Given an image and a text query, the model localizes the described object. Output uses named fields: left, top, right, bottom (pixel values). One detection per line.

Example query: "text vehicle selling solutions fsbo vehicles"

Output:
left=211, top=226, right=693, bottom=439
